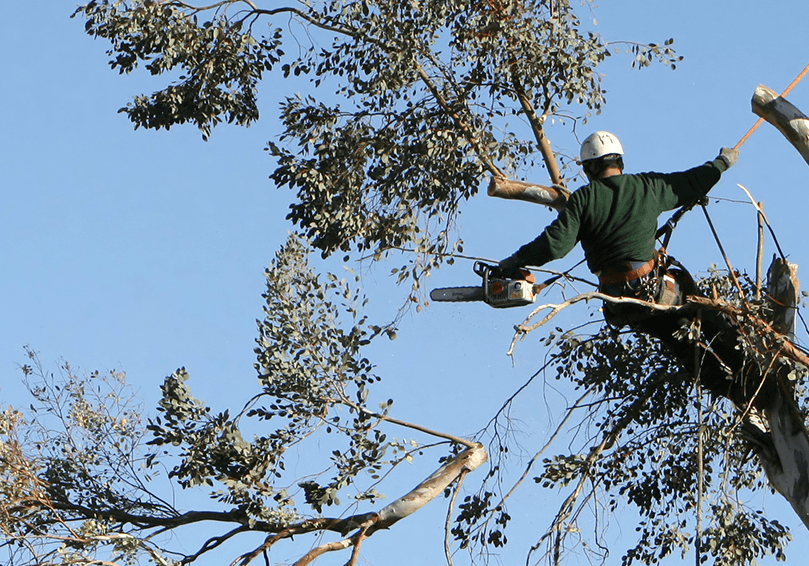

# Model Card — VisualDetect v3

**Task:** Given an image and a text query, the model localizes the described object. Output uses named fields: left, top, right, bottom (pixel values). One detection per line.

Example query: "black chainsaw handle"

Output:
left=474, top=261, right=534, bottom=283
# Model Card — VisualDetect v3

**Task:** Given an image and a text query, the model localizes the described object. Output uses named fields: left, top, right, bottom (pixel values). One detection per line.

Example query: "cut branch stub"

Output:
left=488, top=177, right=570, bottom=210
left=767, top=257, right=800, bottom=336
left=751, top=84, right=809, bottom=166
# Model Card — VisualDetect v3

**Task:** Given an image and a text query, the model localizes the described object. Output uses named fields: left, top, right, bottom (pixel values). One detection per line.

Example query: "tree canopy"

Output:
left=2, top=1, right=806, bottom=566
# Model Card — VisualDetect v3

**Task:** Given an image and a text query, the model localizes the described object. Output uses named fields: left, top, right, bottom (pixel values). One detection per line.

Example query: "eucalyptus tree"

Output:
left=1, top=1, right=803, bottom=566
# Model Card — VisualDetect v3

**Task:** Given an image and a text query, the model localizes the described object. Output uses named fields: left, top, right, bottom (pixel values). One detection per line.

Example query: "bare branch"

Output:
left=336, top=396, right=478, bottom=449
left=529, top=382, right=660, bottom=564
left=507, top=292, right=680, bottom=355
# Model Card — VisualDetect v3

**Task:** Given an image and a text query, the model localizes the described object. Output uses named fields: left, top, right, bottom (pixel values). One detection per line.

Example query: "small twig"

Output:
left=444, top=470, right=469, bottom=566
left=292, top=538, right=355, bottom=566
left=528, top=385, right=659, bottom=565
left=480, top=388, right=594, bottom=536
left=336, top=397, right=476, bottom=448
left=728, top=347, right=782, bottom=436
left=756, top=201, right=764, bottom=299
left=345, top=525, right=371, bottom=566
left=507, top=292, right=683, bottom=355
left=738, top=184, right=787, bottom=260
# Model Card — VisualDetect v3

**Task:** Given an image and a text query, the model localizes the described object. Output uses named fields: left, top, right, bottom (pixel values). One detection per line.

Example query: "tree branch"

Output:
left=529, top=382, right=660, bottom=564
left=336, top=396, right=478, bottom=449
left=284, top=443, right=487, bottom=566
left=510, top=74, right=563, bottom=186
left=413, top=62, right=505, bottom=178
left=507, top=292, right=679, bottom=355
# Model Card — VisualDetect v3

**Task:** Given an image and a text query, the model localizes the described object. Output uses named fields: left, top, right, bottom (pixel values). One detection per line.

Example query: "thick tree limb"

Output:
left=749, top=258, right=809, bottom=530
left=290, top=443, right=487, bottom=565
left=13, top=444, right=487, bottom=566
left=370, top=443, right=487, bottom=533
left=488, top=177, right=570, bottom=210
left=751, top=84, right=809, bottom=166
left=510, top=80, right=564, bottom=186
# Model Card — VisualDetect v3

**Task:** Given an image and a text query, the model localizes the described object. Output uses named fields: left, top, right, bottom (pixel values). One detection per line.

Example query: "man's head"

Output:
left=580, top=131, right=624, bottom=180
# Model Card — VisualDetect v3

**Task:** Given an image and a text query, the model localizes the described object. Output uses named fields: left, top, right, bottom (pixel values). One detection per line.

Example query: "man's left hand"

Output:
left=718, top=147, right=739, bottom=168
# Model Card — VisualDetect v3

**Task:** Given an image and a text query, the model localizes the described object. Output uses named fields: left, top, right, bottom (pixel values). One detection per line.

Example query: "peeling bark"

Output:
left=755, top=258, right=809, bottom=529
left=767, top=257, right=800, bottom=335
left=372, top=442, right=487, bottom=532
left=761, top=390, right=809, bottom=530
left=751, top=85, right=809, bottom=166
left=291, top=443, right=488, bottom=565
left=488, top=177, right=570, bottom=210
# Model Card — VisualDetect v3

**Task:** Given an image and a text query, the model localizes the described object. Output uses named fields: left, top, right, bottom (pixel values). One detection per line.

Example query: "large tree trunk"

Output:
left=754, top=259, right=809, bottom=529
left=746, top=85, right=809, bottom=527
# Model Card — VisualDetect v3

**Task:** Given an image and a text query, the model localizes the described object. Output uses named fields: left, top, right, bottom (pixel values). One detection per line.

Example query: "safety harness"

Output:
left=597, top=198, right=705, bottom=312
left=597, top=254, right=658, bottom=286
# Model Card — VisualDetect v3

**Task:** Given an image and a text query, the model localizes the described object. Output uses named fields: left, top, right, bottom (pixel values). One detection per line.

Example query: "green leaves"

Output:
left=73, top=0, right=681, bottom=288
left=74, top=1, right=284, bottom=139
left=621, top=38, right=683, bottom=70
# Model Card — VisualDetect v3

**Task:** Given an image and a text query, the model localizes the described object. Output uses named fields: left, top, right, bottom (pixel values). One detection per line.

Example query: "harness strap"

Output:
left=597, top=252, right=658, bottom=286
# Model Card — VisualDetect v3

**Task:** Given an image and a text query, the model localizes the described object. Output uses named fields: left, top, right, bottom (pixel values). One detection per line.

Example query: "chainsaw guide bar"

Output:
left=429, top=286, right=486, bottom=303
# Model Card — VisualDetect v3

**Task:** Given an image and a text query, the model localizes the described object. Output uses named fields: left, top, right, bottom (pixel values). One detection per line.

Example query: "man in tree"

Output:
left=499, top=131, right=739, bottom=327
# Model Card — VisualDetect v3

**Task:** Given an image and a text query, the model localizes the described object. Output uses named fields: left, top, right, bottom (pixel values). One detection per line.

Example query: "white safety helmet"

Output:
left=580, top=131, right=624, bottom=162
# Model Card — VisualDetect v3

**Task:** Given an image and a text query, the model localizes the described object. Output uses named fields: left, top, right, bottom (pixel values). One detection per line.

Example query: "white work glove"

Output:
left=718, top=147, right=739, bottom=168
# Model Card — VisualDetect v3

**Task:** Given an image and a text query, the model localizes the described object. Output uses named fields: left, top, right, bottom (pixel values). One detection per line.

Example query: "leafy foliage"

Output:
left=145, top=234, right=406, bottom=518
left=73, top=0, right=681, bottom=292
left=74, top=0, right=284, bottom=139
left=0, top=236, right=447, bottom=565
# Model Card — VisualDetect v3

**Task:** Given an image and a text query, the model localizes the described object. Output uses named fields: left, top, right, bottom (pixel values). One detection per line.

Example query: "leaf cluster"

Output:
left=0, top=236, right=433, bottom=564
left=74, top=0, right=285, bottom=139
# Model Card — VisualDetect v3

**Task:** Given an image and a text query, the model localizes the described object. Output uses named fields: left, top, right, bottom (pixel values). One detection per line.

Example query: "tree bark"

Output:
left=371, top=442, right=487, bottom=532
left=754, top=258, right=809, bottom=529
left=291, top=443, right=488, bottom=565
left=751, top=84, right=809, bottom=166
left=488, top=177, right=570, bottom=210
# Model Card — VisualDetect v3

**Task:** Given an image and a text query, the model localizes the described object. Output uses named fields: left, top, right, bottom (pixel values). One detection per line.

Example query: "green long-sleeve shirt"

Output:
left=511, top=157, right=729, bottom=274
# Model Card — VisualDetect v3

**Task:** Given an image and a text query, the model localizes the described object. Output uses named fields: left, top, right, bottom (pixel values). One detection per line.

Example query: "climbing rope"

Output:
left=700, top=204, right=747, bottom=302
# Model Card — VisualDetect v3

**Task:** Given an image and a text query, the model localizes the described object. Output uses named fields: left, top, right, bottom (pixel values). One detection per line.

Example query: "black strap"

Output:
left=656, top=197, right=709, bottom=249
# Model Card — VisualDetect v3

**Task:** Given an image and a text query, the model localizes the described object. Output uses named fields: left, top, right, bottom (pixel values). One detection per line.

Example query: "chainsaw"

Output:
left=430, top=262, right=542, bottom=308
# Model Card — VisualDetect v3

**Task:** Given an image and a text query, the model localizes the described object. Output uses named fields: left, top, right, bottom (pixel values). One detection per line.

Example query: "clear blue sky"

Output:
left=2, top=2, right=809, bottom=565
